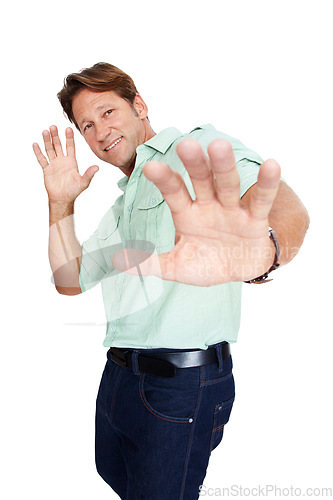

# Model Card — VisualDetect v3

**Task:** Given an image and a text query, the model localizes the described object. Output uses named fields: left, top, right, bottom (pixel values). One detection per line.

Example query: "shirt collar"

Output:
left=117, top=176, right=128, bottom=192
left=139, top=127, right=183, bottom=154
left=117, top=127, right=183, bottom=192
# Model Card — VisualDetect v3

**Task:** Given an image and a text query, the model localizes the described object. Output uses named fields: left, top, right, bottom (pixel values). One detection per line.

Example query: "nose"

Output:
left=95, top=122, right=111, bottom=143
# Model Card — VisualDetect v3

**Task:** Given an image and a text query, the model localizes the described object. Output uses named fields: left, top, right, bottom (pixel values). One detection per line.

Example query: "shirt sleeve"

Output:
left=79, top=231, right=109, bottom=293
left=79, top=207, right=122, bottom=293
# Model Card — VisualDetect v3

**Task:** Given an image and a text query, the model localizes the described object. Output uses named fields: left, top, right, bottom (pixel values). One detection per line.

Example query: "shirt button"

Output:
left=127, top=205, right=132, bottom=212
left=150, top=198, right=157, bottom=204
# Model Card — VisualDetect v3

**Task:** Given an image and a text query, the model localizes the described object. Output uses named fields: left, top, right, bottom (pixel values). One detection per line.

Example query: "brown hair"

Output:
left=57, top=62, right=138, bottom=130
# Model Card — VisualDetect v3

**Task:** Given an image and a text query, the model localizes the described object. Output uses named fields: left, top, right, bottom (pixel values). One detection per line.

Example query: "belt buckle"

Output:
left=110, top=348, right=128, bottom=368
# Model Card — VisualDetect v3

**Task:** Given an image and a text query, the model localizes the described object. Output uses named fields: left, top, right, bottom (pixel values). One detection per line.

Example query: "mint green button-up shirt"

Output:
left=79, top=124, right=263, bottom=349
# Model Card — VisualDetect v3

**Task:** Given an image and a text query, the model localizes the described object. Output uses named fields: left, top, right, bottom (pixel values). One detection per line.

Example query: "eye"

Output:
left=83, top=123, right=93, bottom=132
left=105, top=109, right=113, bottom=116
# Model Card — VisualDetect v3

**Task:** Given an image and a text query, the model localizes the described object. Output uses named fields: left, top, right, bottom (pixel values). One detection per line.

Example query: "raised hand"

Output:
left=113, top=138, right=281, bottom=286
left=33, top=125, right=99, bottom=204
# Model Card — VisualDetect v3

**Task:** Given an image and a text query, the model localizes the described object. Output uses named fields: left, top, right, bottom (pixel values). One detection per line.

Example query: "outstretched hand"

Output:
left=33, top=125, right=99, bottom=204
left=113, top=138, right=281, bottom=286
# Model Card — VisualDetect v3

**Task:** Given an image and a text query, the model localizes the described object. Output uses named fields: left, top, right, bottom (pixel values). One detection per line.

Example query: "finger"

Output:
left=207, top=138, right=241, bottom=209
left=32, top=142, right=49, bottom=169
left=142, top=161, right=192, bottom=216
left=49, top=125, right=64, bottom=156
left=248, top=159, right=281, bottom=220
left=81, top=165, right=99, bottom=191
left=176, top=139, right=215, bottom=202
left=65, top=127, right=76, bottom=157
left=42, top=129, right=56, bottom=161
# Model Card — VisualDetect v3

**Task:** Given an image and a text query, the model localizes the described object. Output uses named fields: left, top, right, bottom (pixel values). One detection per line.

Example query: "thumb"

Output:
left=81, top=165, right=99, bottom=190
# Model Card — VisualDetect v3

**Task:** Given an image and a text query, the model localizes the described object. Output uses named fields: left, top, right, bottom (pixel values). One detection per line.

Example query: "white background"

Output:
left=1, top=0, right=332, bottom=498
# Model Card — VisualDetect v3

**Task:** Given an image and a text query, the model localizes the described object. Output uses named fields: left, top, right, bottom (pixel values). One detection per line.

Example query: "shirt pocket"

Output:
left=210, top=396, right=235, bottom=452
left=137, top=193, right=175, bottom=252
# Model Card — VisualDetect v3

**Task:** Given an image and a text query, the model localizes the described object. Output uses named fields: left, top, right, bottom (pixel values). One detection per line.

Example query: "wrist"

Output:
left=244, top=228, right=280, bottom=284
left=49, top=200, right=75, bottom=226
left=263, top=234, right=276, bottom=271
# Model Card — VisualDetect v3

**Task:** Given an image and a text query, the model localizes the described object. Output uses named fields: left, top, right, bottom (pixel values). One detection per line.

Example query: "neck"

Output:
left=125, top=120, right=156, bottom=178
left=143, top=119, right=156, bottom=142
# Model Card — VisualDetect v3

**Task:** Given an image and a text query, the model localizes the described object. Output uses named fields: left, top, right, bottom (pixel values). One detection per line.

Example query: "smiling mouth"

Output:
left=104, top=137, right=122, bottom=152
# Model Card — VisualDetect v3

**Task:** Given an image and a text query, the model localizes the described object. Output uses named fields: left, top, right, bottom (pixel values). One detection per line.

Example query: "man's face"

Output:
left=72, top=89, right=151, bottom=176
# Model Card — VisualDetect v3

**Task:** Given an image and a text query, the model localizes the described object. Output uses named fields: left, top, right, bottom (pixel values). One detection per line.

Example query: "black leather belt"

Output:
left=107, top=343, right=230, bottom=378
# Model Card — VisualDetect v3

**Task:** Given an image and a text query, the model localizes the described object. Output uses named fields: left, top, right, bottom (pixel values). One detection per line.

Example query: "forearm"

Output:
left=267, top=182, right=309, bottom=265
left=48, top=201, right=82, bottom=295
left=242, top=181, right=310, bottom=266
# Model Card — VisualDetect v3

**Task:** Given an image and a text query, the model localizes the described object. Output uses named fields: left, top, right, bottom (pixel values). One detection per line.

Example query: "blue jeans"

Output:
left=95, top=342, right=235, bottom=500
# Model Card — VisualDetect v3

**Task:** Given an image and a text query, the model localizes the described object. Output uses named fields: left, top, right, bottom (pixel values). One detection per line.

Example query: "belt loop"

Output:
left=132, top=350, right=140, bottom=375
left=216, top=343, right=224, bottom=372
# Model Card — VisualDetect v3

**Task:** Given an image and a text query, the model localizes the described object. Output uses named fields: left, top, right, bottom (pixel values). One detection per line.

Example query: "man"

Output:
left=33, top=62, right=309, bottom=500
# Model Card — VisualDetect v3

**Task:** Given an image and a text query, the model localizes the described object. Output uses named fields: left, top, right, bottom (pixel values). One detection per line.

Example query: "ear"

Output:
left=133, top=94, right=148, bottom=119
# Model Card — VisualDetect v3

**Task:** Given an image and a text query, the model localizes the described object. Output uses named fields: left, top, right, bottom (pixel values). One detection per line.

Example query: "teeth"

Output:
left=105, top=137, right=122, bottom=151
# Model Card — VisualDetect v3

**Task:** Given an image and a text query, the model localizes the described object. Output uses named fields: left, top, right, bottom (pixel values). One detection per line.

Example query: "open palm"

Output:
left=114, top=138, right=281, bottom=286
left=33, top=125, right=98, bottom=204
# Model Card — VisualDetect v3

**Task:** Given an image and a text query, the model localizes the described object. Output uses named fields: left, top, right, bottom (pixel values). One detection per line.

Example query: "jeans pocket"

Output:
left=139, top=368, right=199, bottom=423
left=210, top=396, right=235, bottom=452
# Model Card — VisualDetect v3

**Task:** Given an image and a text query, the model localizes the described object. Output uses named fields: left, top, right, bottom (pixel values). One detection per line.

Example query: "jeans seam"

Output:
left=213, top=424, right=225, bottom=433
left=200, top=371, right=233, bottom=387
left=178, top=367, right=204, bottom=500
